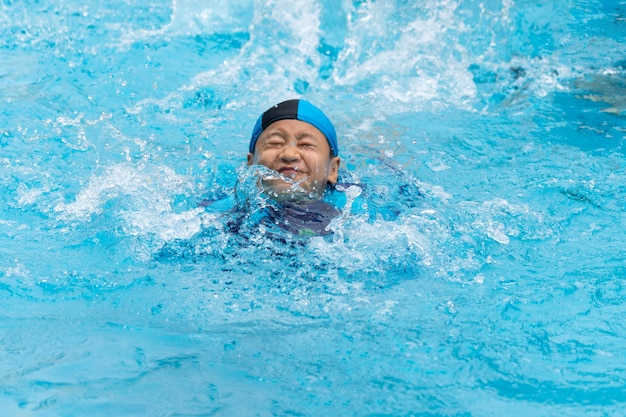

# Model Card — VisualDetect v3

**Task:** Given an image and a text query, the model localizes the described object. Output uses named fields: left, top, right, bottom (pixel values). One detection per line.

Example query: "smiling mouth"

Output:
left=277, top=167, right=301, bottom=177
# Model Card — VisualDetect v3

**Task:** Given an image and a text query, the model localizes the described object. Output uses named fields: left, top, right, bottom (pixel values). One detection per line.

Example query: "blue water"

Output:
left=1, top=0, right=626, bottom=415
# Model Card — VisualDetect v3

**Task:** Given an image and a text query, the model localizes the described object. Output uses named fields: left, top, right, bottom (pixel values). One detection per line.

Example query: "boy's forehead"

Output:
left=260, top=119, right=325, bottom=138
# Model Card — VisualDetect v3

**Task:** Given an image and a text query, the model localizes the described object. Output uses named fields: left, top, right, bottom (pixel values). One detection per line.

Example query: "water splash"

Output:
left=53, top=163, right=205, bottom=250
left=119, top=0, right=253, bottom=44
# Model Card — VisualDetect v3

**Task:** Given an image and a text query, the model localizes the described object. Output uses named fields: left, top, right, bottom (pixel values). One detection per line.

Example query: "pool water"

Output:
left=1, top=0, right=626, bottom=415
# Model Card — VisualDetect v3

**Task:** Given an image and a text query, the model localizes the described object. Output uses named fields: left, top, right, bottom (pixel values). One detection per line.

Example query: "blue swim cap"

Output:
left=249, top=99, right=338, bottom=157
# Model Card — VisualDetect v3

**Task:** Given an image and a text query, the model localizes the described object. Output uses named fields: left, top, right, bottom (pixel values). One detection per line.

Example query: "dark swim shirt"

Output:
left=225, top=196, right=340, bottom=240
left=264, top=199, right=340, bottom=237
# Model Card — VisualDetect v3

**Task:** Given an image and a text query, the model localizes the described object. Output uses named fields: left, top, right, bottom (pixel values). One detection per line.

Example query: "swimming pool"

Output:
left=1, top=0, right=625, bottom=415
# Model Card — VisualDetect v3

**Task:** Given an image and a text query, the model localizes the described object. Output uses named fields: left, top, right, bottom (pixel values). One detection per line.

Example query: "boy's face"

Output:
left=247, top=119, right=340, bottom=201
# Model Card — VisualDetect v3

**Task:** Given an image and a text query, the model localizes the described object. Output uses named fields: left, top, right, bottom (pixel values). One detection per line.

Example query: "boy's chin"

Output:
left=261, top=179, right=323, bottom=202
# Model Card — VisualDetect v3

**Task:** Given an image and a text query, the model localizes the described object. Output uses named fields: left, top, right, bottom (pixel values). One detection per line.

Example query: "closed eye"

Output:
left=298, top=140, right=316, bottom=148
left=296, top=133, right=319, bottom=148
left=264, top=137, right=285, bottom=147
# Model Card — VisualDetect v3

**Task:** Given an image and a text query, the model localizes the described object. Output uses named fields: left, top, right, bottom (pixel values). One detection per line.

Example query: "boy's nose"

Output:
left=279, top=142, right=300, bottom=161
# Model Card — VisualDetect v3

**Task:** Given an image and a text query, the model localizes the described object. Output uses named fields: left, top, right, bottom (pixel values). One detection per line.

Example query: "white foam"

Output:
left=119, top=0, right=254, bottom=45
left=3, top=260, right=30, bottom=279
left=128, top=0, right=325, bottom=114
left=53, top=163, right=204, bottom=243
left=191, top=0, right=322, bottom=93
left=122, top=206, right=207, bottom=241
left=309, top=211, right=443, bottom=275
left=331, top=0, right=478, bottom=112
left=15, top=183, right=47, bottom=207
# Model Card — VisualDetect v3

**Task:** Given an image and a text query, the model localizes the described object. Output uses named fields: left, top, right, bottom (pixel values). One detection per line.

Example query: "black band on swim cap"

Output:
left=261, top=99, right=300, bottom=130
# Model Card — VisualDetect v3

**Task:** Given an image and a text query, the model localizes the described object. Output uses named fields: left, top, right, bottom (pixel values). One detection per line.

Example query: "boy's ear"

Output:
left=247, top=153, right=254, bottom=166
left=326, top=157, right=340, bottom=184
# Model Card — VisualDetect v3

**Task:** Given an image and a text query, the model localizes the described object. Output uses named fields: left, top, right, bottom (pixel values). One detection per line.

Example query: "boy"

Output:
left=244, top=99, right=342, bottom=236
left=247, top=99, right=341, bottom=201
